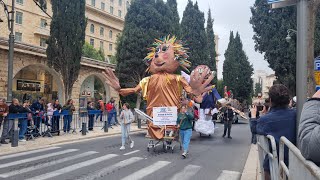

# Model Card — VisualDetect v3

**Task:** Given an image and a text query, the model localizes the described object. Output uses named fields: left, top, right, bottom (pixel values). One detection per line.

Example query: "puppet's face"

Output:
left=149, top=44, right=180, bottom=74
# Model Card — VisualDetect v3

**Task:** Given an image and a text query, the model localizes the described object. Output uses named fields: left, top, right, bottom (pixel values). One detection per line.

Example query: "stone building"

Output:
left=0, top=0, right=131, bottom=108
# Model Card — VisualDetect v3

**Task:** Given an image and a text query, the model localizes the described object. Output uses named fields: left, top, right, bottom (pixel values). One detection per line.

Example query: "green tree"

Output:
left=181, top=1, right=209, bottom=70
left=83, top=42, right=105, bottom=61
left=254, top=82, right=262, bottom=97
left=166, top=0, right=181, bottom=37
left=206, top=8, right=217, bottom=85
left=115, top=0, right=179, bottom=108
left=216, top=79, right=224, bottom=97
left=223, top=32, right=254, bottom=103
left=47, top=0, right=86, bottom=100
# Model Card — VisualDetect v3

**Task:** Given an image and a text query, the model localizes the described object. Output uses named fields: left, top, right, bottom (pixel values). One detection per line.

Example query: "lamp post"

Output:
left=285, top=29, right=297, bottom=42
left=0, top=0, right=15, bottom=104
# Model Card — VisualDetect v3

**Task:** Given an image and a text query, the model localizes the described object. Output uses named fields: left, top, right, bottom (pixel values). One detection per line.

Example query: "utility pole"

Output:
left=6, top=0, right=15, bottom=104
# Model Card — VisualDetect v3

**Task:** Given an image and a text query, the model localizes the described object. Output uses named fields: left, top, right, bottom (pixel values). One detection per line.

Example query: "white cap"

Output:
left=293, top=96, right=297, bottom=103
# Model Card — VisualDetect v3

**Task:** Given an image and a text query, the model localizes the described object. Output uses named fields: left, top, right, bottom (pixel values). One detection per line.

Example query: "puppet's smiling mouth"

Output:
left=154, top=62, right=165, bottom=67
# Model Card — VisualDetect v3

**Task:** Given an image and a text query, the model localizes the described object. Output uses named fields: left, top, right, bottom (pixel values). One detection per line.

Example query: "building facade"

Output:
left=253, top=70, right=276, bottom=98
left=0, top=0, right=131, bottom=107
left=214, top=35, right=220, bottom=79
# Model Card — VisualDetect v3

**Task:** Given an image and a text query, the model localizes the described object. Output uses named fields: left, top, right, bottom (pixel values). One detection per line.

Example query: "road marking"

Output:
left=121, top=161, right=171, bottom=180
left=0, top=149, right=78, bottom=169
left=0, top=151, right=98, bottom=178
left=27, top=154, right=118, bottom=180
left=79, top=157, right=143, bottom=180
left=170, top=165, right=201, bottom=180
left=0, top=147, right=61, bottom=160
left=216, top=170, right=241, bottom=180
left=123, top=150, right=140, bottom=156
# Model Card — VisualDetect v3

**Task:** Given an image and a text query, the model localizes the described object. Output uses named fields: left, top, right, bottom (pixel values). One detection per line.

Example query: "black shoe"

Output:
left=228, top=136, right=232, bottom=139
left=222, top=134, right=226, bottom=138
left=1, top=140, right=8, bottom=144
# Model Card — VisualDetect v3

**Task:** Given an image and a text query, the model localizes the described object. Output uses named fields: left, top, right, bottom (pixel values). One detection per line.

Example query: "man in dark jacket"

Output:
left=252, top=84, right=296, bottom=180
left=222, top=103, right=234, bottom=139
left=299, top=90, right=320, bottom=166
left=30, top=97, right=44, bottom=133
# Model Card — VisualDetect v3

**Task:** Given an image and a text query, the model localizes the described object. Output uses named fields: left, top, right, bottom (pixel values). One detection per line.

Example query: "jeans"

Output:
left=95, top=111, right=103, bottom=122
left=63, top=115, right=72, bottom=132
left=223, top=120, right=232, bottom=137
left=88, top=115, right=94, bottom=130
left=180, top=128, right=192, bottom=152
left=1, top=118, right=13, bottom=142
left=33, top=116, right=41, bottom=132
left=121, top=123, right=132, bottom=146
left=19, top=119, right=28, bottom=140
left=250, top=120, right=257, bottom=144
left=0, top=116, right=3, bottom=131
left=52, top=115, right=60, bottom=132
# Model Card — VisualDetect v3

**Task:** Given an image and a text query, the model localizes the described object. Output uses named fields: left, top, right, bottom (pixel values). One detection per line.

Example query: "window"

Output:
left=110, top=0, right=114, bottom=4
left=90, top=39, right=94, bottom=46
left=110, top=6, right=114, bottom=14
left=118, top=10, right=122, bottom=18
left=91, top=0, right=95, bottom=6
left=15, top=32, right=22, bottom=42
left=109, top=43, right=113, bottom=51
left=40, top=38, right=47, bottom=47
left=118, top=0, right=122, bottom=6
left=40, top=19, right=47, bottom=28
left=90, top=24, right=95, bottom=34
left=101, top=2, right=105, bottom=10
left=109, top=30, right=113, bottom=39
left=16, top=0, right=23, bottom=5
left=100, top=27, right=104, bottom=36
left=15, top=11, right=23, bottom=24
left=100, top=41, right=104, bottom=51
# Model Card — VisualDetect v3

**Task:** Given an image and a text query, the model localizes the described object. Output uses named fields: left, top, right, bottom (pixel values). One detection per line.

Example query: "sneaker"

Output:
left=182, top=151, right=188, bottom=159
left=130, top=141, right=134, bottom=149
left=0, top=140, right=8, bottom=144
left=228, top=136, right=232, bottom=139
left=19, top=139, right=26, bottom=142
left=222, top=134, right=226, bottom=138
left=120, top=146, right=125, bottom=150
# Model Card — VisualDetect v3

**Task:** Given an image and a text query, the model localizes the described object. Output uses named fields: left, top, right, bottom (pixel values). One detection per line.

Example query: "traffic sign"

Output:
left=316, top=86, right=320, bottom=92
left=268, top=0, right=297, bottom=9
left=314, top=71, right=320, bottom=85
left=315, top=56, right=320, bottom=70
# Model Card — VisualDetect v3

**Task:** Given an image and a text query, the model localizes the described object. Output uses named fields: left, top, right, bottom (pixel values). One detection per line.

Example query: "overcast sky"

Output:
left=176, top=0, right=274, bottom=79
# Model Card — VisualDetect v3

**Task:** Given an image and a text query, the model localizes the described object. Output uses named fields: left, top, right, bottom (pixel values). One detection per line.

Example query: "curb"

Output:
left=240, top=144, right=259, bottom=180
left=0, top=129, right=146, bottom=156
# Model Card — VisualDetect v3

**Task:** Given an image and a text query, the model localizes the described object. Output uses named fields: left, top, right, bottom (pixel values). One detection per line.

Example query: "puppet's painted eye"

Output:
left=162, top=45, right=169, bottom=52
left=156, top=46, right=160, bottom=53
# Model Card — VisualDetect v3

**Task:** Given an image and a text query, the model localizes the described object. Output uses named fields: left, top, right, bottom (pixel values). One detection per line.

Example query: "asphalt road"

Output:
left=0, top=121, right=251, bottom=180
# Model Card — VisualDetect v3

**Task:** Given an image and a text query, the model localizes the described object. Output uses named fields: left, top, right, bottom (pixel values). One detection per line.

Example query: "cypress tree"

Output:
left=223, top=32, right=253, bottom=103
left=181, top=1, right=209, bottom=70
left=206, top=8, right=217, bottom=85
left=166, top=0, right=181, bottom=37
left=47, top=0, right=86, bottom=100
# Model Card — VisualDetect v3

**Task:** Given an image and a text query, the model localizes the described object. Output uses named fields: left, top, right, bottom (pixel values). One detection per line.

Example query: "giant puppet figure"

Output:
left=103, top=35, right=214, bottom=139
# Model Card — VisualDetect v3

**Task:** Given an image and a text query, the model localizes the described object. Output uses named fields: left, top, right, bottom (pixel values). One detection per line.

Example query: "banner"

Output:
left=153, top=106, right=177, bottom=126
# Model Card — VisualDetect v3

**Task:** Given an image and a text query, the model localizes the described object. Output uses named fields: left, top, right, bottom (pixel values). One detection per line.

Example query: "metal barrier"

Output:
left=279, top=137, right=320, bottom=180
left=257, top=135, right=279, bottom=180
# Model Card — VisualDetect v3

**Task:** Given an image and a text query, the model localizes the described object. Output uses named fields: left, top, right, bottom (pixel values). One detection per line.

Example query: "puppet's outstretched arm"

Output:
left=119, top=85, right=142, bottom=97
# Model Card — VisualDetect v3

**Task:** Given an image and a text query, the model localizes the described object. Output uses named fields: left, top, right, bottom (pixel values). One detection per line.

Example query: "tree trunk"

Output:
left=135, top=93, right=142, bottom=110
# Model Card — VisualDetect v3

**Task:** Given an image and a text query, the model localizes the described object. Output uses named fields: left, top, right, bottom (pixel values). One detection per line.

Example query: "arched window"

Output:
left=109, top=30, right=113, bottom=39
left=90, top=24, right=95, bottom=34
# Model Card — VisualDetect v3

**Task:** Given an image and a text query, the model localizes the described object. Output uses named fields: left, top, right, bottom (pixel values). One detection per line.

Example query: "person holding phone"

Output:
left=119, top=103, right=134, bottom=150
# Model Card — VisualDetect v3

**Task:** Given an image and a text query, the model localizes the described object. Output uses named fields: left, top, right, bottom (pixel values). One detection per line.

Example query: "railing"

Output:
left=279, top=137, right=320, bottom=180
left=1, top=110, right=114, bottom=147
left=257, top=135, right=279, bottom=180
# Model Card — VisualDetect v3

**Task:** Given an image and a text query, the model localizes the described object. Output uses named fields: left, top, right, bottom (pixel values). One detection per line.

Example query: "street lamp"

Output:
left=286, top=29, right=297, bottom=42
left=0, top=0, right=15, bottom=104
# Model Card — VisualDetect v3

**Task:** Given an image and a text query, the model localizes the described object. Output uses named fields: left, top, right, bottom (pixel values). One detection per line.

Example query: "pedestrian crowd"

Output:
left=0, top=97, right=119, bottom=146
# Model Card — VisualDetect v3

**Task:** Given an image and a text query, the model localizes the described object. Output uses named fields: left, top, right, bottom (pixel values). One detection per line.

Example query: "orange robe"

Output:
left=139, top=73, right=192, bottom=139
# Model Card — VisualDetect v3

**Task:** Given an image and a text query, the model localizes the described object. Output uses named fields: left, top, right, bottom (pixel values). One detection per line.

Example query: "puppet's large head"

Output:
left=144, top=35, right=190, bottom=74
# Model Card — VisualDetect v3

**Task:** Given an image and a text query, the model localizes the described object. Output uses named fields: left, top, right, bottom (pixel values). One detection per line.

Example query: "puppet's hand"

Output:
left=102, top=68, right=121, bottom=91
left=190, top=65, right=214, bottom=96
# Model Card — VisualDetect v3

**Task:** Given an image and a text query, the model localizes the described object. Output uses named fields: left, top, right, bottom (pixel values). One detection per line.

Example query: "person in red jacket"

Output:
left=106, top=98, right=117, bottom=127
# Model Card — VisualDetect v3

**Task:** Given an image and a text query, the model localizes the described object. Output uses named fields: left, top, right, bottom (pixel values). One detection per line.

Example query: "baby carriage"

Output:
left=135, top=109, right=181, bottom=153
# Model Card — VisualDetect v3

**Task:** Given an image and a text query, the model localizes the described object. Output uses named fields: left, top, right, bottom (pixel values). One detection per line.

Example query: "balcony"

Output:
left=34, top=27, right=50, bottom=37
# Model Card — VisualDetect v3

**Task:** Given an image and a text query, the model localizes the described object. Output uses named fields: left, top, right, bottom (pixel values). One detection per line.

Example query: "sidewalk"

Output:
left=0, top=123, right=145, bottom=156
left=241, top=144, right=261, bottom=180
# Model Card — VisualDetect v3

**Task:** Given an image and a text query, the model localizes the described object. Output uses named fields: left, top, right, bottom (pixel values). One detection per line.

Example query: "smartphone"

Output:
left=257, top=105, right=263, bottom=112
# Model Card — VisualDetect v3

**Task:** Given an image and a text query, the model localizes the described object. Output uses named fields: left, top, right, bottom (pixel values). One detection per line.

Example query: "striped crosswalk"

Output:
left=0, top=146, right=241, bottom=180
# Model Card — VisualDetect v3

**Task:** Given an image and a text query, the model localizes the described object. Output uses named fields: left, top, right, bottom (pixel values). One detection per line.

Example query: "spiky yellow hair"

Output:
left=144, top=35, right=191, bottom=72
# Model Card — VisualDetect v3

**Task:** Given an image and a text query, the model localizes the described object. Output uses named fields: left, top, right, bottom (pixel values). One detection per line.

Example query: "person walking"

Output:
left=0, top=98, right=9, bottom=145
left=119, top=103, right=134, bottom=150
left=177, top=105, right=194, bottom=158
left=62, top=99, right=75, bottom=134
left=222, top=103, right=234, bottom=139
